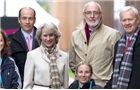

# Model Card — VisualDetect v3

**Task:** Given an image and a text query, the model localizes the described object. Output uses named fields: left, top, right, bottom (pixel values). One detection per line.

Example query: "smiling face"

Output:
left=120, top=9, right=139, bottom=36
left=18, top=7, right=36, bottom=34
left=76, top=64, right=92, bottom=87
left=83, top=2, right=102, bottom=29
left=0, top=33, right=4, bottom=52
left=40, top=28, right=56, bottom=49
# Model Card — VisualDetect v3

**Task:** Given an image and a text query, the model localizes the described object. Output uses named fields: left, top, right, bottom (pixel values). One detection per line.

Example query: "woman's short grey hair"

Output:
left=35, top=22, right=61, bottom=45
left=120, top=6, right=139, bottom=19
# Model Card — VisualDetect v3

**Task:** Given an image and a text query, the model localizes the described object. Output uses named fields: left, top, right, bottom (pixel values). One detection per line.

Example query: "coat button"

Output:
left=85, top=54, right=87, bottom=56
left=85, top=42, right=87, bottom=44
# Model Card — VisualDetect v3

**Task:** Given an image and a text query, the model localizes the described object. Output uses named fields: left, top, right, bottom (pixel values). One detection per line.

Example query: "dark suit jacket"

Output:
left=8, top=27, right=39, bottom=86
left=104, top=27, right=140, bottom=89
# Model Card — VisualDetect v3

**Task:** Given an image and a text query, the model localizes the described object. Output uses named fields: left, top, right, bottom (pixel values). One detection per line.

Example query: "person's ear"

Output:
left=18, top=17, right=20, bottom=24
left=82, top=12, right=85, bottom=16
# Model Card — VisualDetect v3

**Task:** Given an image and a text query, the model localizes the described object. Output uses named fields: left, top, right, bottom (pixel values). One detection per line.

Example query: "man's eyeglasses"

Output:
left=84, top=11, right=101, bottom=16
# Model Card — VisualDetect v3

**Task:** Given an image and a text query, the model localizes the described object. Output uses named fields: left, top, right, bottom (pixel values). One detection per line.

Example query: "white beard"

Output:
left=85, top=16, right=102, bottom=28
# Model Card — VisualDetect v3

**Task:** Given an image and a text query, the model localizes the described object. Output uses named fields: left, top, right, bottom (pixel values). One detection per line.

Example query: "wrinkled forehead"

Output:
left=85, top=3, right=100, bottom=12
left=120, top=9, right=136, bottom=19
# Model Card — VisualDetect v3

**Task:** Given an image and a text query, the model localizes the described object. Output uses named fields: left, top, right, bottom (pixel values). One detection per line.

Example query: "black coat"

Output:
left=1, top=55, right=21, bottom=89
left=104, top=27, right=140, bottom=89
left=8, top=27, right=39, bottom=86
left=67, top=79, right=103, bottom=89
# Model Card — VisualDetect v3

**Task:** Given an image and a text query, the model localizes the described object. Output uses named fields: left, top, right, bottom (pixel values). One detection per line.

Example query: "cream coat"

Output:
left=69, top=20, right=121, bottom=87
left=23, top=44, right=69, bottom=89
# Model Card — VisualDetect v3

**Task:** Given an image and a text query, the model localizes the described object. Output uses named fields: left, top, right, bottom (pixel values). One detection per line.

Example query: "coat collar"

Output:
left=68, top=79, right=96, bottom=89
left=40, top=43, right=61, bottom=63
left=134, top=26, right=140, bottom=47
left=12, top=27, right=38, bottom=52
left=76, top=17, right=103, bottom=31
left=75, top=19, right=103, bottom=43
left=76, top=18, right=103, bottom=33
left=12, top=27, right=28, bottom=52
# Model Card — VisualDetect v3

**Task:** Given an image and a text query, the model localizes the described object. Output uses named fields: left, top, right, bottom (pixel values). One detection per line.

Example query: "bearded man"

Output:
left=69, top=1, right=121, bottom=87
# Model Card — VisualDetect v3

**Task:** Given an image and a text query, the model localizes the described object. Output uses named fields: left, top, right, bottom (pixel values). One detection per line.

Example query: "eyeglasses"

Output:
left=84, top=11, right=101, bottom=16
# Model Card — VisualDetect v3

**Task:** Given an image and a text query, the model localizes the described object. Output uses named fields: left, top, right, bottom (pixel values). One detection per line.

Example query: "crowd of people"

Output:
left=0, top=0, right=140, bottom=89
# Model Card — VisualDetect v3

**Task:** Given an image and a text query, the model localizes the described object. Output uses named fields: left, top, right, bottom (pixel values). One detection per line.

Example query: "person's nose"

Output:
left=46, top=36, right=50, bottom=40
left=81, top=72, right=86, bottom=76
left=26, top=19, right=29, bottom=23
left=90, top=12, right=95, bottom=17
left=125, top=20, right=130, bottom=24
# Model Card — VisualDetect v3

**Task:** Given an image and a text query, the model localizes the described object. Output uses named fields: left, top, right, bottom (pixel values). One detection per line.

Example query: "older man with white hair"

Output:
left=105, top=6, right=140, bottom=89
left=69, top=1, right=121, bottom=87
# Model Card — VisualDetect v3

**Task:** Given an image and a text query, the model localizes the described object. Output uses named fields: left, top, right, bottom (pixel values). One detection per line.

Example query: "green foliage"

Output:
left=38, top=2, right=50, bottom=13
left=68, top=68, right=75, bottom=78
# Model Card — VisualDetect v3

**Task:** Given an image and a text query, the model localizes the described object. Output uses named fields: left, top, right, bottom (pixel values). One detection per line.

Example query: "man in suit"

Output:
left=8, top=7, right=39, bottom=87
left=69, top=1, right=121, bottom=87
left=104, top=6, right=140, bottom=89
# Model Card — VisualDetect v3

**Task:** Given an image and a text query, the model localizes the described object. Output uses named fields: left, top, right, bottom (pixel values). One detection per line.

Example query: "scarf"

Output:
left=112, top=27, right=139, bottom=89
left=84, top=17, right=102, bottom=45
left=43, top=44, right=61, bottom=89
left=85, top=23, right=90, bottom=45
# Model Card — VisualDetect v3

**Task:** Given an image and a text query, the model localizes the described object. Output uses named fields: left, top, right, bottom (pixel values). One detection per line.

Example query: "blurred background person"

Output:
left=69, top=1, right=121, bottom=87
left=0, top=29, right=21, bottom=89
left=23, top=22, right=68, bottom=89
left=67, top=61, right=103, bottom=89
left=8, top=7, right=39, bottom=87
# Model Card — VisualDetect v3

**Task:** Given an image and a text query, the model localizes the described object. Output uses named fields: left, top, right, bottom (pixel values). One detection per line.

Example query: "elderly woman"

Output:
left=23, top=22, right=69, bottom=89
left=67, top=61, right=103, bottom=89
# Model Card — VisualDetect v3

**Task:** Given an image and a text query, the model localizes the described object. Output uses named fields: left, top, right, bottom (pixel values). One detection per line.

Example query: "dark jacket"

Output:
left=1, top=55, right=22, bottom=89
left=8, top=27, right=39, bottom=86
left=67, top=79, right=103, bottom=89
left=104, top=26, right=140, bottom=89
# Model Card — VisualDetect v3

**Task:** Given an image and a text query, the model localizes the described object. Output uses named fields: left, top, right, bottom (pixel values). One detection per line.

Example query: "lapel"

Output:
left=32, top=28, right=39, bottom=49
left=42, top=52, right=50, bottom=63
left=13, top=28, right=28, bottom=52
left=77, top=20, right=88, bottom=42
left=13, top=27, right=39, bottom=52
left=40, top=44, right=62, bottom=63
left=81, top=29, right=87, bottom=41
left=134, top=27, right=140, bottom=48
left=40, top=44, right=51, bottom=63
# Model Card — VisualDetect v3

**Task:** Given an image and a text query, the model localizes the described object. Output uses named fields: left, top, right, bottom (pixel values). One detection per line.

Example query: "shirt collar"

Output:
left=89, top=28, right=93, bottom=35
left=21, top=28, right=34, bottom=39
left=126, top=35, right=132, bottom=40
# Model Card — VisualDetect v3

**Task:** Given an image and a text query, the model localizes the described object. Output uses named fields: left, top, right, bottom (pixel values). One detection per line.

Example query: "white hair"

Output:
left=82, top=1, right=102, bottom=12
left=120, top=6, right=139, bottom=19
